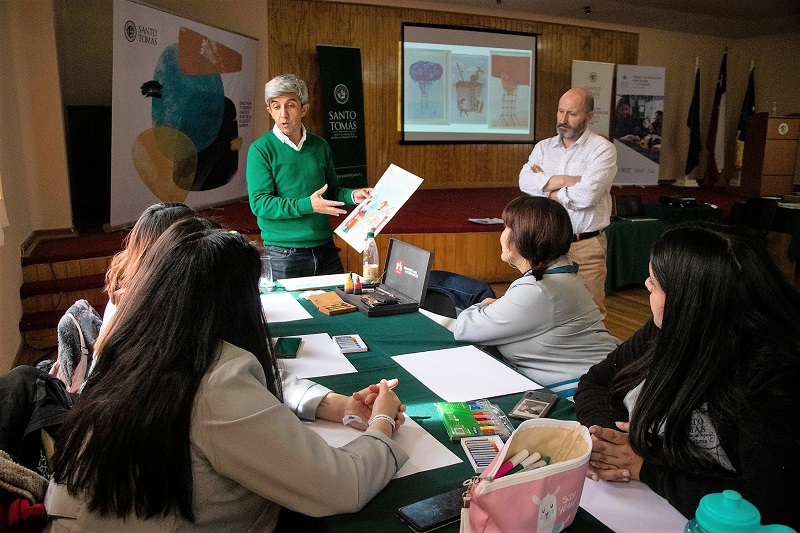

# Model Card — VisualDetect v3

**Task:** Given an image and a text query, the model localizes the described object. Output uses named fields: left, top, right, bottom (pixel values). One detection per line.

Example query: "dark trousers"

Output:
left=0, top=366, right=72, bottom=474
left=264, top=240, right=344, bottom=280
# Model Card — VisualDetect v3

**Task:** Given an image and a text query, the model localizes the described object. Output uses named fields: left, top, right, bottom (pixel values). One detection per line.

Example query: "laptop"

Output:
left=336, top=239, right=434, bottom=317
left=614, top=195, right=656, bottom=221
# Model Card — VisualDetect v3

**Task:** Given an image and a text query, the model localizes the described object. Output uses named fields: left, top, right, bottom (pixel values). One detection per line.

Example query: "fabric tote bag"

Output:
left=460, top=418, right=591, bottom=533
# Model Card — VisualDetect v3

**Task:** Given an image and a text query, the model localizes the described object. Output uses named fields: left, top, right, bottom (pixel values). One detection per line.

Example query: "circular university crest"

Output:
left=334, top=84, right=349, bottom=105
left=124, top=21, right=137, bottom=42
left=778, top=122, right=790, bottom=135
left=589, top=72, right=598, bottom=83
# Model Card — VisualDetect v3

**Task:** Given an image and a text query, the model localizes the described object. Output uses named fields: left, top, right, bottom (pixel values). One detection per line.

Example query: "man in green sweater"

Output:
left=247, top=74, right=372, bottom=279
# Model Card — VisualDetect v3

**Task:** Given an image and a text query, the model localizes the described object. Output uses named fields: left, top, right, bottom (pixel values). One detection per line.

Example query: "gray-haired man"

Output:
left=247, top=74, right=372, bottom=279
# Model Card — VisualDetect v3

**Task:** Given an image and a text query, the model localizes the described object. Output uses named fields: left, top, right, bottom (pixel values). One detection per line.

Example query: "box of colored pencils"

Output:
left=435, top=399, right=513, bottom=441
left=461, top=436, right=504, bottom=473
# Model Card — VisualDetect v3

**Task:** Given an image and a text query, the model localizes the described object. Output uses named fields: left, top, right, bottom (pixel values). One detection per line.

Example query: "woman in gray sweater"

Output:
left=454, top=196, right=618, bottom=397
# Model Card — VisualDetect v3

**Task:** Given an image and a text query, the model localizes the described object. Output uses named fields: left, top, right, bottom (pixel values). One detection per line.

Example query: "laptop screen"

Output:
left=614, top=195, right=642, bottom=217
left=382, top=239, right=433, bottom=303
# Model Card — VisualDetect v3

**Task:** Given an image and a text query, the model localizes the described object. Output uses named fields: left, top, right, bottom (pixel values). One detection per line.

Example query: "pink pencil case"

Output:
left=460, top=418, right=591, bottom=533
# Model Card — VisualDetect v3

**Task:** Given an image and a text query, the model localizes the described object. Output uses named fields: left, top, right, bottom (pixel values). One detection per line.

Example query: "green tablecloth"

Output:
left=269, top=295, right=612, bottom=532
left=641, top=204, right=723, bottom=223
left=605, top=218, right=667, bottom=293
left=605, top=204, right=723, bottom=293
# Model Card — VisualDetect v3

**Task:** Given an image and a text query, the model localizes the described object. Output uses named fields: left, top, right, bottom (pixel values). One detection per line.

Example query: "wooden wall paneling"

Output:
left=334, top=231, right=515, bottom=283
left=267, top=0, right=637, bottom=190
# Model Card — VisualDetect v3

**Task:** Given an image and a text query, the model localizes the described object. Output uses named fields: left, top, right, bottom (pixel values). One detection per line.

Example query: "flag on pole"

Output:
left=684, top=65, right=702, bottom=177
left=735, top=65, right=756, bottom=170
left=705, top=52, right=727, bottom=184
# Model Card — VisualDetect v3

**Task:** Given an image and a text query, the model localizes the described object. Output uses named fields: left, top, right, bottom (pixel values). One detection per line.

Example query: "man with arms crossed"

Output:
left=519, top=87, right=617, bottom=315
left=247, top=74, right=372, bottom=279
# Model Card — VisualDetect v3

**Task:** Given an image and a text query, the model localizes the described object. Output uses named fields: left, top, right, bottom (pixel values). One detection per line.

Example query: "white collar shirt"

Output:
left=272, top=123, right=307, bottom=151
left=518, top=128, right=617, bottom=234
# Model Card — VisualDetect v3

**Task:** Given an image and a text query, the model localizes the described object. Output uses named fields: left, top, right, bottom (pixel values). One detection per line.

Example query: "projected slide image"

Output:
left=404, top=50, right=447, bottom=123
left=449, top=55, right=487, bottom=124
left=489, top=53, right=531, bottom=129
left=402, top=24, right=537, bottom=143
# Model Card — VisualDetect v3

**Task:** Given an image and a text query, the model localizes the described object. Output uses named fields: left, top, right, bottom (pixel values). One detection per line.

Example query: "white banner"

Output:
left=571, top=60, right=615, bottom=139
left=613, top=65, right=665, bottom=185
left=111, top=0, right=257, bottom=227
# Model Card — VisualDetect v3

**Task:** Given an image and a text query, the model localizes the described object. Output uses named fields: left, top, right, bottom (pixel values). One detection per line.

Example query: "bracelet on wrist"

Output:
left=368, top=413, right=396, bottom=433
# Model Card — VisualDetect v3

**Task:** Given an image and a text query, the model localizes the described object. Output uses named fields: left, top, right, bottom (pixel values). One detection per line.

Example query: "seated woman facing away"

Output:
left=44, top=218, right=407, bottom=531
left=454, top=196, right=619, bottom=398
left=574, top=222, right=800, bottom=529
left=102, top=204, right=397, bottom=430
left=103, top=202, right=195, bottom=326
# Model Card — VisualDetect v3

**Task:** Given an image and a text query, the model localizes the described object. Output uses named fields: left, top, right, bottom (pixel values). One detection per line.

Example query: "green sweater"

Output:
left=246, top=130, right=354, bottom=247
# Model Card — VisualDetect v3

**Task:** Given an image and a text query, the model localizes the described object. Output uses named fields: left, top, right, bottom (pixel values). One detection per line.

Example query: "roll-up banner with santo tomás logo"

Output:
left=317, top=45, right=368, bottom=189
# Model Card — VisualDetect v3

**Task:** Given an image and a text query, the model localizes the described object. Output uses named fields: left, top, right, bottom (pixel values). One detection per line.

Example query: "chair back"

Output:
left=421, top=289, right=458, bottom=319
left=742, top=197, right=778, bottom=234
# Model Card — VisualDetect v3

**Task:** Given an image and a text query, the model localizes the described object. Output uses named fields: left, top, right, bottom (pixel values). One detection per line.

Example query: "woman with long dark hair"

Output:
left=454, top=196, right=618, bottom=398
left=574, top=222, right=800, bottom=528
left=101, top=205, right=391, bottom=428
left=45, top=218, right=407, bottom=530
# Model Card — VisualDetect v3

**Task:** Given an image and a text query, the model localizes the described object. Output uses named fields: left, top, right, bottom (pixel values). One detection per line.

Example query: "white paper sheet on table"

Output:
left=419, top=308, right=456, bottom=332
left=580, top=478, right=686, bottom=532
left=260, top=292, right=312, bottom=323
left=305, top=416, right=461, bottom=478
left=392, top=346, right=541, bottom=401
left=277, top=333, right=357, bottom=379
left=278, top=273, right=349, bottom=292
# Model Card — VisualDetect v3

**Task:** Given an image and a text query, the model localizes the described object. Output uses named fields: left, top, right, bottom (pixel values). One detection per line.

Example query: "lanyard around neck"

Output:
left=524, top=262, right=580, bottom=276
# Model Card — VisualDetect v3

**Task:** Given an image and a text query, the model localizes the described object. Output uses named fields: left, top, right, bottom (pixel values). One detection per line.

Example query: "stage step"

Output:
left=17, top=252, right=114, bottom=367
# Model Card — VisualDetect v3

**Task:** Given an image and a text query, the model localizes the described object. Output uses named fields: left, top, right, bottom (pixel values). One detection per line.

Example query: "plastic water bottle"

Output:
left=685, top=490, right=796, bottom=533
left=362, top=232, right=379, bottom=283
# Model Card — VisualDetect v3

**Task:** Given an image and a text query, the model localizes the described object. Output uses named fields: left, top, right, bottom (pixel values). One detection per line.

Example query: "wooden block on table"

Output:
left=308, top=291, right=357, bottom=315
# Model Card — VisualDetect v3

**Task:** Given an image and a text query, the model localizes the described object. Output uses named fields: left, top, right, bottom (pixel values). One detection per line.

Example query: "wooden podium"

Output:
left=739, top=113, right=799, bottom=197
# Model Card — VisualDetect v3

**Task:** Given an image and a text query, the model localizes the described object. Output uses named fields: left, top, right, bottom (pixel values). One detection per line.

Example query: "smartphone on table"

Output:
left=274, top=337, right=302, bottom=359
left=396, top=486, right=464, bottom=532
left=509, top=390, right=559, bottom=420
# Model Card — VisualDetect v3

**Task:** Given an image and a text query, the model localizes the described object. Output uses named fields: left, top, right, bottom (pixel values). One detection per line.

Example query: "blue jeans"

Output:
left=264, top=240, right=344, bottom=280
left=426, top=270, right=495, bottom=313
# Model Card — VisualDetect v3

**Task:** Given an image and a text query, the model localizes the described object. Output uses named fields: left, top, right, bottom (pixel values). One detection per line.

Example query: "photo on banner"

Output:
left=110, top=0, right=257, bottom=228
left=571, top=60, right=615, bottom=139
left=613, top=65, right=665, bottom=185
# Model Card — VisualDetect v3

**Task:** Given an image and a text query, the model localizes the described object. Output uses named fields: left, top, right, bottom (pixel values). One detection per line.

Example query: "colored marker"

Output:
left=495, top=449, right=530, bottom=478
left=509, top=452, right=542, bottom=475
left=521, top=455, right=551, bottom=472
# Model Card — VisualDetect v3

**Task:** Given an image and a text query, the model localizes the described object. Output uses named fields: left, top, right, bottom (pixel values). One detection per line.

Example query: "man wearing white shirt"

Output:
left=519, top=87, right=617, bottom=315
left=247, top=74, right=372, bottom=279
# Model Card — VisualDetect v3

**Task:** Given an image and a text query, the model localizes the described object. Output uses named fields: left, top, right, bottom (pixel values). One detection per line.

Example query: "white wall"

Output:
left=0, top=0, right=72, bottom=371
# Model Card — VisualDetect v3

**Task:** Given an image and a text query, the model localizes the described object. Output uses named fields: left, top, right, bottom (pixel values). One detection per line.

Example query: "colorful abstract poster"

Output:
left=613, top=65, right=665, bottom=185
left=110, top=0, right=257, bottom=227
left=335, top=164, right=423, bottom=253
left=571, top=60, right=615, bottom=139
